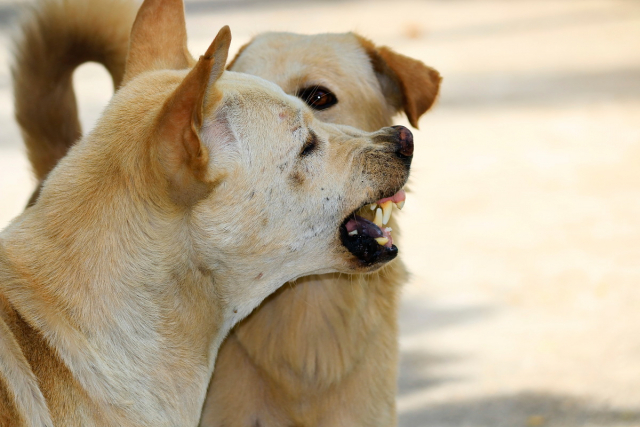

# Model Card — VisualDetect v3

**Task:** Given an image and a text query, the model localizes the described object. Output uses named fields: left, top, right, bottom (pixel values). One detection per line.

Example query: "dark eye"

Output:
left=300, top=131, right=318, bottom=157
left=296, top=86, right=338, bottom=111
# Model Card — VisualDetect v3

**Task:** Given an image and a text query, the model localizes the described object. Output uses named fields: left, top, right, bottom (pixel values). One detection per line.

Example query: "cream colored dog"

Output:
left=11, top=0, right=440, bottom=425
left=0, top=0, right=414, bottom=425
left=204, top=34, right=440, bottom=427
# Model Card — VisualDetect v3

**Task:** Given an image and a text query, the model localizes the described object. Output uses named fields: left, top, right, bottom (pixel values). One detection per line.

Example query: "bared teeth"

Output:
left=357, top=192, right=405, bottom=233
left=373, top=208, right=383, bottom=227
left=375, top=237, right=389, bottom=246
left=380, top=201, right=393, bottom=225
left=348, top=229, right=358, bottom=236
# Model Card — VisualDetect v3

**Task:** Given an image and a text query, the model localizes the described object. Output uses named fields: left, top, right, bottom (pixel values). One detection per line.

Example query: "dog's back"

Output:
left=5, top=4, right=136, bottom=419
left=0, top=249, right=55, bottom=427
left=0, top=297, right=31, bottom=427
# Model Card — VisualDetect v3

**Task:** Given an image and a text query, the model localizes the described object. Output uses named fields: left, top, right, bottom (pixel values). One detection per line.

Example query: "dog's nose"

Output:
left=392, top=125, right=413, bottom=157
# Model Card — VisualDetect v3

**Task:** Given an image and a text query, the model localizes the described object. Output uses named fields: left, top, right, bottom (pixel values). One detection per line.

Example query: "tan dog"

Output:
left=201, top=33, right=440, bottom=427
left=11, top=0, right=440, bottom=424
left=1, top=0, right=414, bottom=425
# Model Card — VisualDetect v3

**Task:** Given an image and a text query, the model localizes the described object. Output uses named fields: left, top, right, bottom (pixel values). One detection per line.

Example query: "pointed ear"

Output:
left=123, top=0, right=196, bottom=84
left=155, top=26, right=231, bottom=206
left=356, top=35, right=442, bottom=129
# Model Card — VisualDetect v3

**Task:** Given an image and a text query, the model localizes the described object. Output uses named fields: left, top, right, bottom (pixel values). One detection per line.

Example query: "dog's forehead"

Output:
left=231, top=33, right=381, bottom=103
left=235, top=33, right=372, bottom=79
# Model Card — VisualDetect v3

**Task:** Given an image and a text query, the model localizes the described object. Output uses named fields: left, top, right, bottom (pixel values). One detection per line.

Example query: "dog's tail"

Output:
left=12, top=0, right=138, bottom=189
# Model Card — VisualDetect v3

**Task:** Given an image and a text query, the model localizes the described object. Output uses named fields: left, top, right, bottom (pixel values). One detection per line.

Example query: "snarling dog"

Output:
left=10, top=0, right=440, bottom=424
left=202, top=34, right=440, bottom=427
left=0, top=0, right=414, bottom=425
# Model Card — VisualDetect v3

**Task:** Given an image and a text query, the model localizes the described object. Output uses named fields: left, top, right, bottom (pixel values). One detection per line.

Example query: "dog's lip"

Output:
left=354, top=188, right=406, bottom=216
left=339, top=215, right=398, bottom=266
left=375, top=189, right=406, bottom=206
left=338, top=188, right=404, bottom=266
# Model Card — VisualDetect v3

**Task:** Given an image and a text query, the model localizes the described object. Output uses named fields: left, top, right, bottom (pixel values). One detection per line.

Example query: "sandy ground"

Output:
left=1, top=0, right=639, bottom=426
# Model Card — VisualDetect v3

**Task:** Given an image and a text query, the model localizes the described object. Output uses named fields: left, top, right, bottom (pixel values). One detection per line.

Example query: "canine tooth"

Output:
left=375, top=237, right=389, bottom=246
left=395, top=200, right=405, bottom=210
left=348, top=230, right=358, bottom=236
left=374, top=208, right=383, bottom=227
left=381, top=201, right=393, bottom=225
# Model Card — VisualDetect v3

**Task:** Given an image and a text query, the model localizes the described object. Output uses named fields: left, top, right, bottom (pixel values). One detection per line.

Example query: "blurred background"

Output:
left=1, top=0, right=639, bottom=425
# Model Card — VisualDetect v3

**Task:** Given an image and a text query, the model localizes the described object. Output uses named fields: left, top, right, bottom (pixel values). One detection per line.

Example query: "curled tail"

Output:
left=12, top=0, right=138, bottom=189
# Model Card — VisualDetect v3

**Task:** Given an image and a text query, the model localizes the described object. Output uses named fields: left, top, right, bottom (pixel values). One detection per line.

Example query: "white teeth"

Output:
left=360, top=196, right=405, bottom=230
left=384, top=227, right=392, bottom=232
left=381, top=201, right=393, bottom=225
left=374, top=208, right=383, bottom=227
left=375, top=237, right=389, bottom=246
left=348, top=229, right=358, bottom=236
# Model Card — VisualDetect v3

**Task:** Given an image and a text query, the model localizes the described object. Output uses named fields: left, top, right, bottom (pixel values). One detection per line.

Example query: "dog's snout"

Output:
left=391, top=125, right=413, bottom=157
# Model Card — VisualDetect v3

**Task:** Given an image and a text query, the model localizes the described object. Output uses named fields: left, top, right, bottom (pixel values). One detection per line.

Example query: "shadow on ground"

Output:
left=395, top=302, right=640, bottom=427
left=442, top=68, right=640, bottom=109
left=396, top=300, right=488, bottom=395
left=399, top=392, right=640, bottom=427
left=399, top=298, right=494, bottom=336
left=398, top=348, right=466, bottom=396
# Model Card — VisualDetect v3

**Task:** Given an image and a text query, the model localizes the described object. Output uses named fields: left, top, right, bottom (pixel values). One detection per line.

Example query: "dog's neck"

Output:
left=0, top=166, right=276, bottom=425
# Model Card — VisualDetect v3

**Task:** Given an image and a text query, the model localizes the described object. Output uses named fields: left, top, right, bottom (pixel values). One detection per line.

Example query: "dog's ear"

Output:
left=356, top=35, right=441, bottom=129
left=154, top=26, right=231, bottom=206
left=123, top=0, right=195, bottom=84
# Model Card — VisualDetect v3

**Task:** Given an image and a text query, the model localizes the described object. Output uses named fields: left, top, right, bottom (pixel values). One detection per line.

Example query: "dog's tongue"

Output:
left=345, top=216, right=393, bottom=248
left=345, top=217, right=382, bottom=236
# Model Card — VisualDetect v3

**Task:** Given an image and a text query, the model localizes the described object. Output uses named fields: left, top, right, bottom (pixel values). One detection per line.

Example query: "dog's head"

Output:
left=227, top=32, right=442, bottom=131
left=107, top=0, right=412, bottom=296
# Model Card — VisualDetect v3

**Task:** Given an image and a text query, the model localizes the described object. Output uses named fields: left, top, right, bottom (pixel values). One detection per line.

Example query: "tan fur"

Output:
left=9, top=0, right=440, bottom=423
left=2, top=0, right=413, bottom=425
left=12, top=0, right=139, bottom=188
left=0, top=294, right=53, bottom=427
left=356, top=35, right=442, bottom=129
left=201, top=33, right=440, bottom=427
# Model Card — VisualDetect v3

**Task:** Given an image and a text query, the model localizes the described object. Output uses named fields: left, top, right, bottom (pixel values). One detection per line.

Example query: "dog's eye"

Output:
left=300, top=132, right=319, bottom=157
left=296, top=86, right=338, bottom=111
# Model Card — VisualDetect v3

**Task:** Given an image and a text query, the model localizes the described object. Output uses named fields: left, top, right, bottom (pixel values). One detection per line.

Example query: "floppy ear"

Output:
left=356, top=35, right=442, bottom=129
left=154, top=26, right=231, bottom=206
left=123, top=0, right=196, bottom=84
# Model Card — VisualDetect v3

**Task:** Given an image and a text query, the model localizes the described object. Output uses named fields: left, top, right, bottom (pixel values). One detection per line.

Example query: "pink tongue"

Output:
left=345, top=217, right=382, bottom=235
left=376, top=189, right=406, bottom=205
left=344, top=216, right=393, bottom=248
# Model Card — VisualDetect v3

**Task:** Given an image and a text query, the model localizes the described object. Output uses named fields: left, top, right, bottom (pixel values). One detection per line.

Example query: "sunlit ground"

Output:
left=1, top=0, right=639, bottom=425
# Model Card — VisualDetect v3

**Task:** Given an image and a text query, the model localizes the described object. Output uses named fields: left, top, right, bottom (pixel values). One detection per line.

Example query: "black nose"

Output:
left=392, top=125, right=413, bottom=157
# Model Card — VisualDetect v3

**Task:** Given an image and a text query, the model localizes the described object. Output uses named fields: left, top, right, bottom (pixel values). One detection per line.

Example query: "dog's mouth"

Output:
left=339, top=189, right=406, bottom=266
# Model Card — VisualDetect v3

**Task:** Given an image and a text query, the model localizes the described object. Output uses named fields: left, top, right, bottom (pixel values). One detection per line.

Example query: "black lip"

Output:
left=338, top=186, right=406, bottom=266
left=339, top=214, right=398, bottom=266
